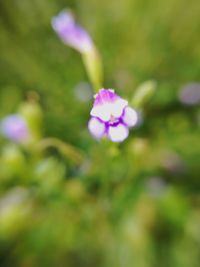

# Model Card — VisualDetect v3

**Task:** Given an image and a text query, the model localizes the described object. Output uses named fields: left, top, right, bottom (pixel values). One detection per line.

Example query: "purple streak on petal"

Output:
left=122, top=106, right=138, bottom=127
left=93, top=89, right=118, bottom=106
left=88, top=117, right=105, bottom=139
left=0, top=115, right=29, bottom=142
left=52, top=11, right=93, bottom=53
left=108, top=123, right=129, bottom=142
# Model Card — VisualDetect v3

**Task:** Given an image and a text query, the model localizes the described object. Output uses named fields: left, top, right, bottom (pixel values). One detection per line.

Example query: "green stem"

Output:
left=37, top=138, right=83, bottom=165
left=82, top=47, right=103, bottom=92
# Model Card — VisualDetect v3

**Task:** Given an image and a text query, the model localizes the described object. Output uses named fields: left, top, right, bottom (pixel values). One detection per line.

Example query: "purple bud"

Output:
left=0, top=115, right=29, bottom=143
left=52, top=10, right=93, bottom=53
left=88, top=89, right=138, bottom=142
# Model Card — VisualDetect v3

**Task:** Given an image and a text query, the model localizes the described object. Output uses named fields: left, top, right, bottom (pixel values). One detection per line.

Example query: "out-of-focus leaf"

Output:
left=132, top=80, right=157, bottom=109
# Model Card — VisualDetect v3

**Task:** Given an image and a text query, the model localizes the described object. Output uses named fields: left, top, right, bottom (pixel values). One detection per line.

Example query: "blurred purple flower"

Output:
left=146, top=177, right=167, bottom=199
left=0, top=115, right=29, bottom=143
left=178, top=83, right=200, bottom=105
left=88, top=89, right=138, bottom=142
left=52, top=10, right=93, bottom=53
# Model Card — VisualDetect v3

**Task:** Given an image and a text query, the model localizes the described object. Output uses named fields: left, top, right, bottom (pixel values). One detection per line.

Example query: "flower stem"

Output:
left=37, top=138, right=83, bottom=165
left=82, top=47, right=103, bottom=92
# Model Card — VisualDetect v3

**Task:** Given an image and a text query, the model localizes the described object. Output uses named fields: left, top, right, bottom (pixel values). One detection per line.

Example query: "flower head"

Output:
left=88, top=89, right=138, bottom=142
left=52, top=10, right=93, bottom=53
left=0, top=115, right=29, bottom=143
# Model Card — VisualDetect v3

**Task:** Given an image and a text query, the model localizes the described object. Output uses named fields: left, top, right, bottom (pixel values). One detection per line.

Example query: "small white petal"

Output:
left=122, top=106, right=138, bottom=127
left=108, top=124, right=129, bottom=142
left=111, top=99, right=128, bottom=118
left=90, top=104, right=111, bottom=122
left=88, top=117, right=105, bottom=139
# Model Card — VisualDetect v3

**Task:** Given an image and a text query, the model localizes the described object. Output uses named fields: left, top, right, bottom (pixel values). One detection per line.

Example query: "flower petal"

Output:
left=90, top=104, right=112, bottom=122
left=91, top=89, right=128, bottom=121
left=88, top=117, right=105, bottom=139
left=122, top=106, right=138, bottom=127
left=111, top=98, right=128, bottom=118
left=108, top=123, right=129, bottom=142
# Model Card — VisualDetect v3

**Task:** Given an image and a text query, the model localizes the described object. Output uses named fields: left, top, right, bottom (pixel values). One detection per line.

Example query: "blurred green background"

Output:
left=0, top=0, right=200, bottom=266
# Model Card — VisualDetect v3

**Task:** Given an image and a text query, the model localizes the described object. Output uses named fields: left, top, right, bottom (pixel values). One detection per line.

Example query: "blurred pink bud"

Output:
left=52, top=10, right=93, bottom=53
